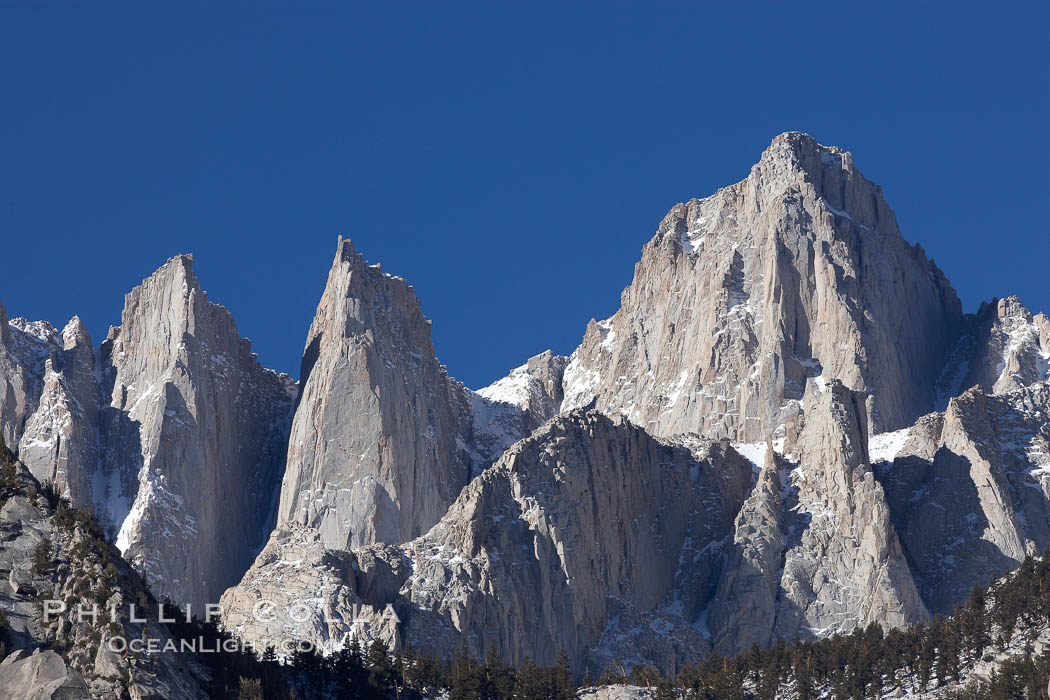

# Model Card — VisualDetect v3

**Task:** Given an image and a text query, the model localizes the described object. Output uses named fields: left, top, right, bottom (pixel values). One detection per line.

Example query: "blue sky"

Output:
left=2, top=2, right=1047, bottom=388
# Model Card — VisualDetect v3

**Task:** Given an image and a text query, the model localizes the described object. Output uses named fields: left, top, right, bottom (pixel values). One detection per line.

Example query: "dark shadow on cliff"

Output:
left=874, top=447, right=1018, bottom=615
left=296, top=334, right=322, bottom=409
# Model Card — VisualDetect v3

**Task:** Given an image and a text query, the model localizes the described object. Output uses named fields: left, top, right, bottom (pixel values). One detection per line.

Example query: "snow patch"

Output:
left=596, top=318, right=617, bottom=350
left=821, top=198, right=871, bottom=231
left=799, top=358, right=827, bottom=393
left=731, top=442, right=768, bottom=472
left=869, top=427, right=911, bottom=464
left=561, top=351, right=602, bottom=412
left=997, top=308, right=1049, bottom=386
left=678, top=196, right=715, bottom=253
left=477, top=362, right=533, bottom=409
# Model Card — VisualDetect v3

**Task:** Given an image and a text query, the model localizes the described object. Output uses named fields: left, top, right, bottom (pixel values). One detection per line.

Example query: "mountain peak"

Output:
left=278, top=233, right=472, bottom=553
left=60, top=315, right=91, bottom=350
left=758, top=131, right=854, bottom=180
left=5, top=135, right=1046, bottom=687
left=127, top=254, right=201, bottom=307
left=334, top=234, right=356, bottom=265
left=567, top=133, right=963, bottom=441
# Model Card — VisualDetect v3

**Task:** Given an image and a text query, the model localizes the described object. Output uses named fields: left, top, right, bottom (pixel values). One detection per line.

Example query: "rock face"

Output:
left=709, top=380, right=928, bottom=656
left=0, top=451, right=207, bottom=698
left=397, top=410, right=752, bottom=674
left=275, top=237, right=474, bottom=550
left=476, top=350, right=568, bottom=424
left=706, top=453, right=784, bottom=654
left=0, top=302, right=36, bottom=450
left=773, top=381, right=927, bottom=640
left=2, top=260, right=296, bottom=612
left=94, top=254, right=295, bottom=609
left=874, top=382, right=1050, bottom=615
left=0, top=649, right=88, bottom=700
left=6, top=132, right=1050, bottom=681
left=223, top=409, right=754, bottom=674
left=220, top=133, right=1049, bottom=675
left=936, top=296, right=1050, bottom=404
left=560, top=132, right=963, bottom=441
left=0, top=308, right=63, bottom=464
left=470, top=350, right=570, bottom=471
left=0, top=315, right=99, bottom=507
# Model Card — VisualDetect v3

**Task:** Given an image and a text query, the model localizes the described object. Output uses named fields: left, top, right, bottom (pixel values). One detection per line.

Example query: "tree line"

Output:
left=188, top=550, right=1050, bottom=699
left=161, top=606, right=578, bottom=700
left=672, top=552, right=1050, bottom=699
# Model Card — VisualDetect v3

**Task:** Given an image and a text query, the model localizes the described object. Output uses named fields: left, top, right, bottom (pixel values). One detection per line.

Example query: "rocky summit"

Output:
left=2, top=132, right=1049, bottom=689
left=223, top=132, right=1050, bottom=675
left=560, top=133, right=963, bottom=442
left=1, top=255, right=296, bottom=612
left=275, top=237, right=475, bottom=552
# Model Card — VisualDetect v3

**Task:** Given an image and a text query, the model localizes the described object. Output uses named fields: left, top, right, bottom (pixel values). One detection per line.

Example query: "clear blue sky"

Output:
left=2, top=2, right=1047, bottom=389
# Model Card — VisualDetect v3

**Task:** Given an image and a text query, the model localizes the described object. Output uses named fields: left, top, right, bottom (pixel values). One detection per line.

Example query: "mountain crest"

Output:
left=563, top=134, right=963, bottom=442
left=93, top=254, right=296, bottom=608
left=3, top=137, right=1048, bottom=683
left=276, top=235, right=473, bottom=551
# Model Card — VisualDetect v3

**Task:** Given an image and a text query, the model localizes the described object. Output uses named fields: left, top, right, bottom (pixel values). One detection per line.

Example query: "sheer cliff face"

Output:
left=275, top=238, right=473, bottom=550
left=395, top=411, right=752, bottom=673
left=562, top=132, right=963, bottom=441
left=16, top=318, right=99, bottom=507
left=222, top=133, right=1049, bottom=675
left=96, top=255, right=295, bottom=609
left=708, top=381, right=928, bottom=656
left=704, top=374, right=1050, bottom=657
left=6, top=132, right=1050, bottom=677
left=0, top=304, right=66, bottom=454
left=223, top=410, right=754, bottom=674
left=874, top=382, right=1050, bottom=615
left=936, top=296, right=1050, bottom=403
left=0, top=308, right=100, bottom=505
left=2, top=259, right=295, bottom=610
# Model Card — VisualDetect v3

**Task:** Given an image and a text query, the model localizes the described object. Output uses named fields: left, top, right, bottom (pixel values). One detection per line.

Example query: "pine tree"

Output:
left=553, top=650, right=575, bottom=700
left=237, top=677, right=264, bottom=700
left=516, top=658, right=545, bottom=700
left=483, top=646, right=515, bottom=700
left=654, top=674, right=675, bottom=700
left=917, top=628, right=934, bottom=693
left=794, top=663, right=814, bottom=700
left=451, top=649, right=483, bottom=700
left=367, top=638, right=393, bottom=692
left=334, top=636, right=367, bottom=699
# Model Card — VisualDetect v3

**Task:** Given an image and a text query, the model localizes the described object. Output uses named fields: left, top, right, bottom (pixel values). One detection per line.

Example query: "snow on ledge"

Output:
left=869, top=427, right=911, bottom=464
